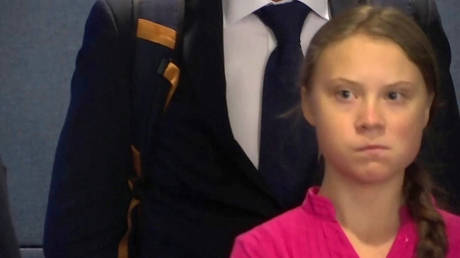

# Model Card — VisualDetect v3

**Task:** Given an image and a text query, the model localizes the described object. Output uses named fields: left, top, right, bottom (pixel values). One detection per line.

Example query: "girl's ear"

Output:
left=301, top=86, right=316, bottom=126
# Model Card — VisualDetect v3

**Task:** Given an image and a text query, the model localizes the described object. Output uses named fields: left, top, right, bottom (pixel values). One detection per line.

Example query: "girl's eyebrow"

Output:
left=385, top=81, right=416, bottom=88
left=326, top=78, right=361, bottom=86
left=327, top=78, right=416, bottom=88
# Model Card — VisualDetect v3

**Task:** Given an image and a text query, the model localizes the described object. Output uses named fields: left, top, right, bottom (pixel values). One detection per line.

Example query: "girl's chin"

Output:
left=337, top=164, right=405, bottom=185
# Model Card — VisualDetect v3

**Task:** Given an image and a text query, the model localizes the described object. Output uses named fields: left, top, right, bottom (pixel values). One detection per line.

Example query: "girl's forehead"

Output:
left=314, top=34, right=422, bottom=82
left=303, top=33, right=431, bottom=99
left=320, top=33, right=403, bottom=59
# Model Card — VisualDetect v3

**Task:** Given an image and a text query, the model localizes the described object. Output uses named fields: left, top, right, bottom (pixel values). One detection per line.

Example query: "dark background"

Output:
left=0, top=0, right=459, bottom=256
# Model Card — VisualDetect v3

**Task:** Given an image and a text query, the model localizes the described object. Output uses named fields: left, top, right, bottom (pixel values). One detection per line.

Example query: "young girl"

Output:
left=230, top=6, right=460, bottom=258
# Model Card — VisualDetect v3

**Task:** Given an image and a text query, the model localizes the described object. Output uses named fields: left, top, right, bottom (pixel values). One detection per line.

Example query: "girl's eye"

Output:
left=387, top=91, right=402, bottom=101
left=336, top=90, right=353, bottom=100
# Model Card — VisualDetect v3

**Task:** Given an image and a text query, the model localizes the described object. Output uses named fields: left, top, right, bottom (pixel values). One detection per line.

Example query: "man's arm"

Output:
left=417, top=0, right=460, bottom=212
left=0, top=157, right=20, bottom=258
left=44, top=0, right=133, bottom=257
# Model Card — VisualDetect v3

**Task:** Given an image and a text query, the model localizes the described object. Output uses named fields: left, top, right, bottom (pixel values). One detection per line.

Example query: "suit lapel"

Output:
left=180, top=0, right=280, bottom=209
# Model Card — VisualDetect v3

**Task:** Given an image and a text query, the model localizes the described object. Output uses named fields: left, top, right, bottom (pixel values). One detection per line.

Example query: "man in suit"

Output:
left=44, top=0, right=460, bottom=257
left=0, top=157, right=20, bottom=258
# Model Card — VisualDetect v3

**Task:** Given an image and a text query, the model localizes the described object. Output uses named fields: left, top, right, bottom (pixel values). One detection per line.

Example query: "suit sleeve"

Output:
left=419, top=0, right=460, bottom=212
left=0, top=157, right=20, bottom=258
left=43, top=0, right=133, bottom=257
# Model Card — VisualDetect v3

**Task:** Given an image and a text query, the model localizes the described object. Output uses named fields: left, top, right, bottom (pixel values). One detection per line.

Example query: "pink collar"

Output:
left=302, top=186, right=412, bottom=224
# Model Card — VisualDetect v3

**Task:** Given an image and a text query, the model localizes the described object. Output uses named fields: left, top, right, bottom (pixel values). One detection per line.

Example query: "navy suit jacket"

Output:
left=0, top=157, right=20, bottom=258
left=44, top=0, right=460, bottom=257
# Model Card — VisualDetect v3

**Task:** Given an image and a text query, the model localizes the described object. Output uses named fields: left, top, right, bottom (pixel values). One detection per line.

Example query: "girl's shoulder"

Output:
left=438, top=209, right=460, bottom=256
left=236, top=206, right=310, bottom=244
left=439, top=208, right=460, bottom=232
left=231, top=206, right=318, bottom=258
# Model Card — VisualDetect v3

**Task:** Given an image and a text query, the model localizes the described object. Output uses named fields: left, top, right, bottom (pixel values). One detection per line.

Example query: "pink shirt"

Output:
left=231, top=187, right=460, bottom=258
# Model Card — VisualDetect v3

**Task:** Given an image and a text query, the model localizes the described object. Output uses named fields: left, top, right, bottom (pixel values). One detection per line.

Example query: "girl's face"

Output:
left=302, top=33, right=433, bottom=185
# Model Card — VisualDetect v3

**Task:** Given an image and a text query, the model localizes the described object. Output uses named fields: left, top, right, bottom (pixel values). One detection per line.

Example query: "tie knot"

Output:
left=255, top=1, right=310, bottom=46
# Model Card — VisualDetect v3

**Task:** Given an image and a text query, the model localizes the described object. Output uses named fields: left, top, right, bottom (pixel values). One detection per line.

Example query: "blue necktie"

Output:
left=256, top=1, right=318, bottom=208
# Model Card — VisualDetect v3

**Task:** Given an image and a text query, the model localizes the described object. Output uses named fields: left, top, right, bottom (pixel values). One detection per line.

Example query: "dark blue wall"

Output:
left=0, top=0, right=459, bottom=256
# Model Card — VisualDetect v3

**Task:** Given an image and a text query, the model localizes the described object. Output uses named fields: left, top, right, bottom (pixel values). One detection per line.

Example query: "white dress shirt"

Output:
left=223, top=0, right=329, bottom=168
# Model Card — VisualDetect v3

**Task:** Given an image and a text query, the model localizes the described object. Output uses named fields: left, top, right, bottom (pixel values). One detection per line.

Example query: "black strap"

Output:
left=107, top=0, right=136, bottom=42
left=106, top=0, right=184, bottom=153
left=105, top=0, right=139, bottom=84
left=108, top=0, right=185, bottom=57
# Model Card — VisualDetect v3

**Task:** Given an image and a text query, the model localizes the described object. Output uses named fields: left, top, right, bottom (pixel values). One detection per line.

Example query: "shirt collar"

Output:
left=223, top=0, right=330, bottom=27
left=302, top=186, right=338, bottom=221
left=303, top=186, right=413, bottom=225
